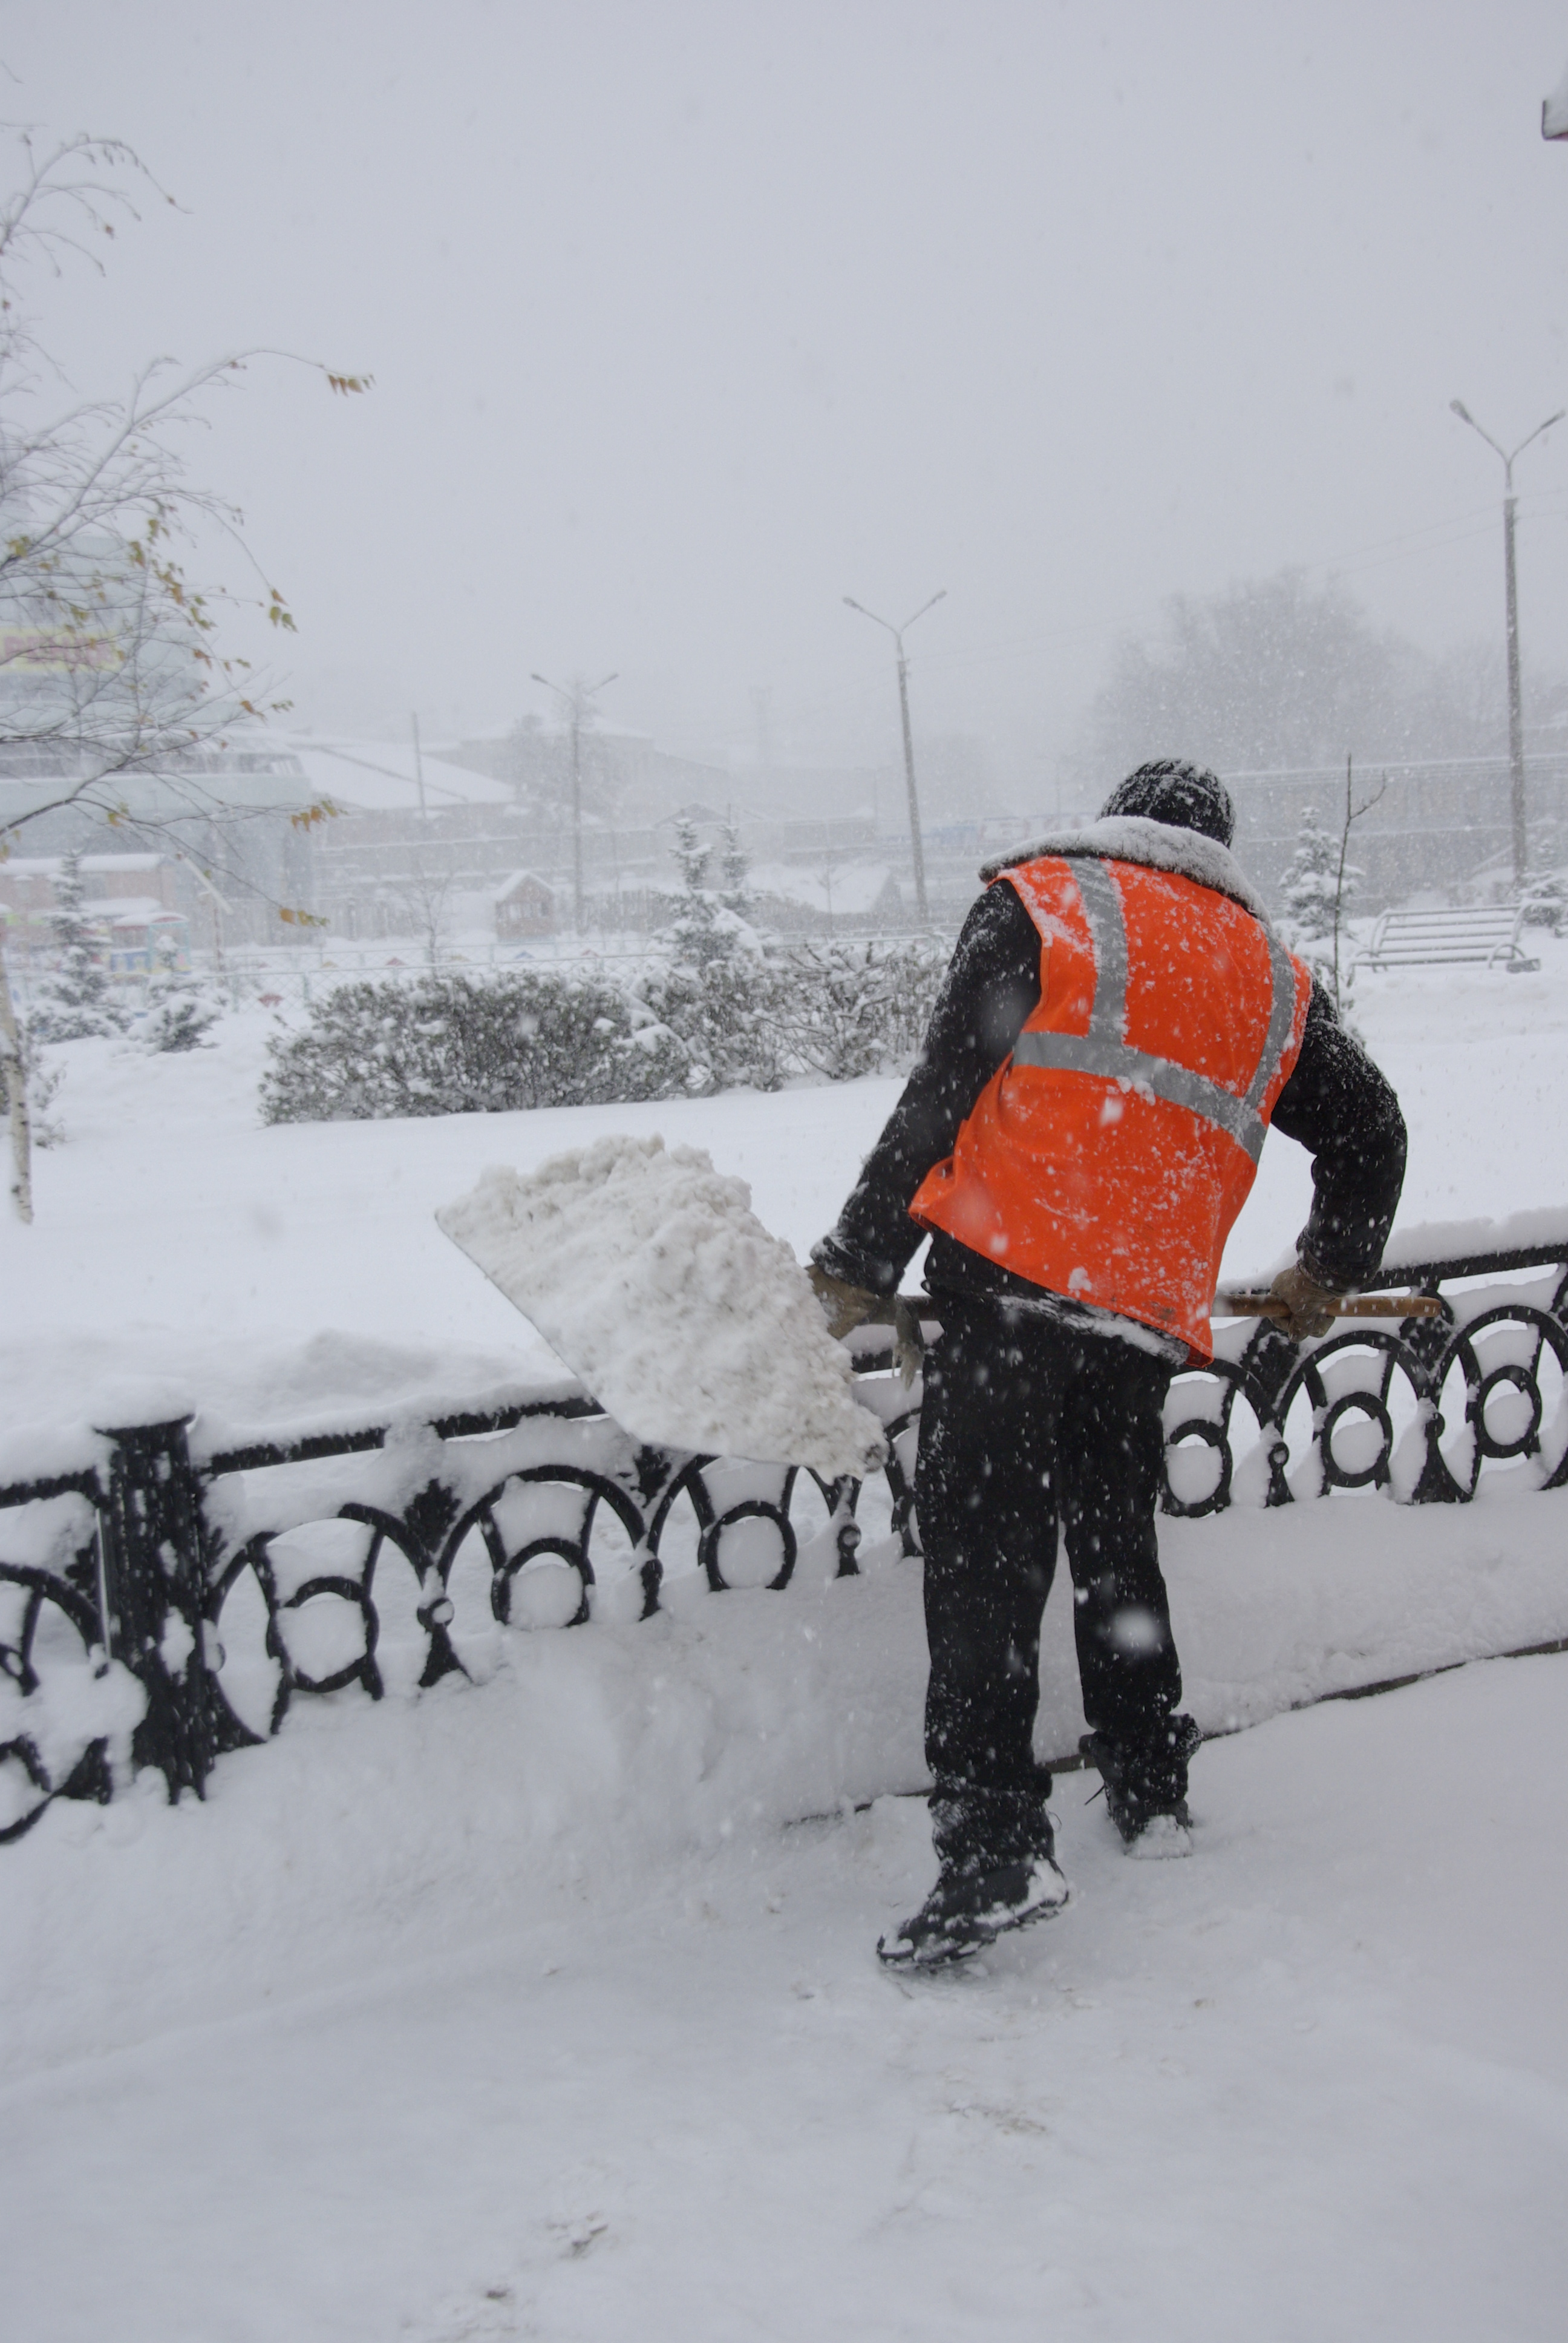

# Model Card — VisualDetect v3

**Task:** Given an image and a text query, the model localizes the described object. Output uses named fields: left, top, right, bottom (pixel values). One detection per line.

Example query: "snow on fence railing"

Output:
left=4, top=1233, right=1568, bottom=1846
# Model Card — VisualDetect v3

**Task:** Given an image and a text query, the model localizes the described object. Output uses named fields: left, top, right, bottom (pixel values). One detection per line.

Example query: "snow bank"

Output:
left=1, top=1552, right=929, bottom=2080
left=5, top=1476, right=1566, bottom=2083
left=7, top=974, right=1567, bottom=1465
left=1230, top=1206, right=1568, bottom=1297
left=436, top=1135, right=887, bottom=1478
left=0, top=1332, right=566, bottom=1490
left=1377, top=1207, right=1568, bottom=1273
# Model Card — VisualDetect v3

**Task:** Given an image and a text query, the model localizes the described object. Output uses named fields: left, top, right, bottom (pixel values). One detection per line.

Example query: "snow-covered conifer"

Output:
left=719, top=819, right=750, bottom=915
left=1279, top=807, right=1345, bottom=944
left=667, top=816, right=726, bottom=969
left=30, top=853, right=127, bottom=1041
left=640, top=819, right=784, bottom=1091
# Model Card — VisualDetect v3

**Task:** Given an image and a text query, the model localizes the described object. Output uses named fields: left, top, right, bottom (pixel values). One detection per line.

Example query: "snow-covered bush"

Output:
left=259, top=972, right=681, bottom=1124
left=28, top=852, right=128, bottom=1042
left=1522, top=872, right=1567, bottom=933
left=259, top=933, right=953, bottom=1125
left=771, top=937, right=948, bottom=1083
left=635, top=953, right=786, bottom=1094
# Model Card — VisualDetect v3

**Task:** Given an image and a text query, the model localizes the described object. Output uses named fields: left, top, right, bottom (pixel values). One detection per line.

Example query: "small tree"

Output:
left=142, top=928, right=219, bottom=1052
left=28, top=851, right=126, bottom=1040
left=667, top=815, right=725, bottom=969
left=1279, top=758, right=1383, bottom=1022
left=1279, top=806, right=1342, bottom=945
left=719, top=817, right=750, bottom=914
left=1328, top=755, right=1384, bottom=1014
left=637, top=817, right=784, bottom=1090
left=387, top=852, right=453, bottom=969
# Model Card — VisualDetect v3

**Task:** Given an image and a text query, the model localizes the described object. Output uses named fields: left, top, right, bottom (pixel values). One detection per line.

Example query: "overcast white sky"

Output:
left=5, top=1, right=1567, bottom=788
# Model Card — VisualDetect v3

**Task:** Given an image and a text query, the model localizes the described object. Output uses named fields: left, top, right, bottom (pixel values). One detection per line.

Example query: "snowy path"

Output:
left=5, top=1654, right=1566, bottom=2343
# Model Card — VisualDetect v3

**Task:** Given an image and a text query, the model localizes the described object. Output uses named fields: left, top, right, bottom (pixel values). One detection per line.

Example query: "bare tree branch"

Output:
left=0, top=127, right=369, bottom=854
left=0, top=125, right=366, bottom=1213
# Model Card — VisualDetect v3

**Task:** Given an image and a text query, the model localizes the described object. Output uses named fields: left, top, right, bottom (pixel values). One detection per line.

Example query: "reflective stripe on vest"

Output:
left=1008, top=854, right=1300, bottom=1164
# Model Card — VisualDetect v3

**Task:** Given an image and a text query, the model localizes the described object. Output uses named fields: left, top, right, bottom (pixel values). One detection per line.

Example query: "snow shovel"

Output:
left=436, top=1133, right=889, bottom=1481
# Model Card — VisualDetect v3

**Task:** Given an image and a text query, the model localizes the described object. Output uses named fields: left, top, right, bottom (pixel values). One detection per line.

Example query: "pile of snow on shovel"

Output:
left=437, top=1133, right=887, bottom=1480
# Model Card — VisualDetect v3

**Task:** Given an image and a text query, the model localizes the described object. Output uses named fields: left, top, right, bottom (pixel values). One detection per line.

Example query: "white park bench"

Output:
left=1354, top=902, right=1541, bottom=975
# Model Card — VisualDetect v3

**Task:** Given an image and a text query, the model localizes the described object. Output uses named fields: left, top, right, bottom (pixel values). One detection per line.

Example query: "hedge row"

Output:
left=258, top=939, right=949, bottom=1122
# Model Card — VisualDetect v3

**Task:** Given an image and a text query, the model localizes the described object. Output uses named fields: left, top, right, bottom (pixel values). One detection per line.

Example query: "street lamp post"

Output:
left=1449, top=400, right=1564, bottom=890
left=530, top=670, right=618, bottom=934
left=843, top=590, right=946, bottom=923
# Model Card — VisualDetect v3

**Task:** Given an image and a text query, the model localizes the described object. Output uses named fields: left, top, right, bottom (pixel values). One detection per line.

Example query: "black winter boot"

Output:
left=1080, top=1714, right=1202, bottom=1857
left=878, top=1774, right=1070, bottom=1968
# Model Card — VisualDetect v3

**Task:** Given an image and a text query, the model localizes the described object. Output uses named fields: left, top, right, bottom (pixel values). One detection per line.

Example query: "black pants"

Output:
left=914, top=1297, right=1183, bottom=1860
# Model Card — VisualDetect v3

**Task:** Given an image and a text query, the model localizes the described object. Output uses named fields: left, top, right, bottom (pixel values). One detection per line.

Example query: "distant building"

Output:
left=0, top=852, right=188, bottom=969
left=99, top=906, right=189, bottom=972
left=493, top=870, right=557, bottom=940
left=0, top=851, right=180, bottom=915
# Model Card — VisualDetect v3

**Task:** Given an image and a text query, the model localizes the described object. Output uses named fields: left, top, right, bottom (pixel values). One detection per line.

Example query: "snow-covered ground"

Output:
left=2, top=945, right=1566, bottom=1440
left=5, top=944, right=1568, bottom=1448
left=4, top=943, right=1568, bottom=2338
left=4, top=1656, right=1566, bottom=2342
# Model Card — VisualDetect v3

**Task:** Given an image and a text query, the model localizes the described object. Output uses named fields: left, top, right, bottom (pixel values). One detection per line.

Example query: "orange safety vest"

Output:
left=909, top=849, right=1312, bottom=1358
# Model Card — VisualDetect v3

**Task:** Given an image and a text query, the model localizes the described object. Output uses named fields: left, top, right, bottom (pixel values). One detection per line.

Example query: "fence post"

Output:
left=97, top=1417, right=220, bottom=1801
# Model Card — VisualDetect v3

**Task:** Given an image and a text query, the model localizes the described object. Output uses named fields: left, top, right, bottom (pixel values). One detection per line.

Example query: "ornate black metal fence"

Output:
left=4, top=1236, right=1567, bottom=1845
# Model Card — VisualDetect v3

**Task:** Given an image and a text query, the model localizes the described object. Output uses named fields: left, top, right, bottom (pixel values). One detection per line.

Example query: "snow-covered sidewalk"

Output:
left=4, top=1652, right=1566, bottom=2343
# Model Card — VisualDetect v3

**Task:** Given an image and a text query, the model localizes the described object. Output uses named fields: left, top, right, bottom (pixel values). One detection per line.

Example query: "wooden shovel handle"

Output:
left=1215, top=1292, right=1444, bottom=1320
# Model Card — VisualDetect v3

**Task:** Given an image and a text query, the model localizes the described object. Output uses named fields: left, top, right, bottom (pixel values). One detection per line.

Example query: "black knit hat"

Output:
left=1099, top=758, right=1235, bottom=848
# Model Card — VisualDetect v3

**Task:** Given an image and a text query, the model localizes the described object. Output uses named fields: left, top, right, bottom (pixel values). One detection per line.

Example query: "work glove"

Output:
left=806, top=1263, right=881, bottom=1342
left=1268, top=1259, right=1341, bottom=1342
left=891, top=1296, right=926, bottom=1388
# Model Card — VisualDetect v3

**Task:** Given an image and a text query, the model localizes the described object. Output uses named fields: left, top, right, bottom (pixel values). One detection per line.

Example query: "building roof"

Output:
left=494, top=869, right=555, bottom=900
left=2, top=852, right=168, bottom=875
left=85, top=897, right=181, bottom=926
left=287, top=738, right=512, bottom=814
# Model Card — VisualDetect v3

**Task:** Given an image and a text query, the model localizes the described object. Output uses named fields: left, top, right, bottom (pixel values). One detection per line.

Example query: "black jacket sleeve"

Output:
left=811, top=881, right=1041, bottom=1294
left=1269, top=978, right=1406, bottom=1288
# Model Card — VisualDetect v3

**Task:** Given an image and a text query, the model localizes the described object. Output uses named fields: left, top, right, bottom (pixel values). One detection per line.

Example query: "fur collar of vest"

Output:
left=979, top=815, right=1272, bottom=928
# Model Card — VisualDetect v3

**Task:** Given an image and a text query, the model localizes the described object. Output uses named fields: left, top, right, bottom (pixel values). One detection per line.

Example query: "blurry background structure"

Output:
left=4, top=2, right=1568, bottom=966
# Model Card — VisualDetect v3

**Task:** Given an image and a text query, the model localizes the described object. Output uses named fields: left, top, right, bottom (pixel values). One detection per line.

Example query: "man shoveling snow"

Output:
left=809, top=759, right=1408, bottom=1968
